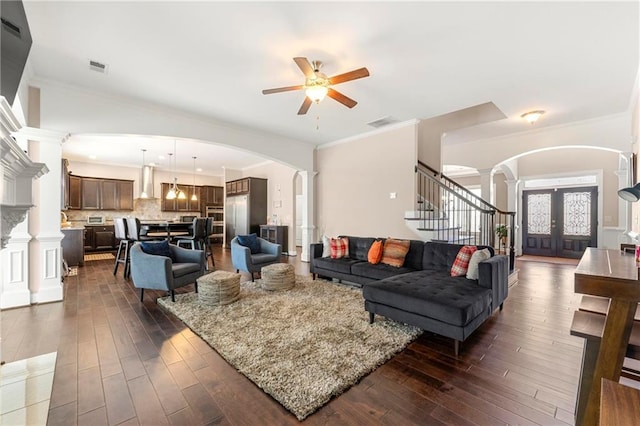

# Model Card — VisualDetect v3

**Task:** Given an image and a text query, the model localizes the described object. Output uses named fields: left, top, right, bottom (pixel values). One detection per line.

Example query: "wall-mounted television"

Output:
left=1, top=0, right=32, bottom=106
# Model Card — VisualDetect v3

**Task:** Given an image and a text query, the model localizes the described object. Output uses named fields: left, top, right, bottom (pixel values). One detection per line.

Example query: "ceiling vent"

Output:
left=1, top=17, right=22, bottom=38
left=367, top=116, right=400, bottom=128
left=89, top=60, right=108, bottom=74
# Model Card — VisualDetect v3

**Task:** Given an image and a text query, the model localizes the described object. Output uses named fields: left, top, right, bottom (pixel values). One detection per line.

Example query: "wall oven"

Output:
left=205, top=206, right=224, bottom=241
left=205, top=206, right=223, bottom=222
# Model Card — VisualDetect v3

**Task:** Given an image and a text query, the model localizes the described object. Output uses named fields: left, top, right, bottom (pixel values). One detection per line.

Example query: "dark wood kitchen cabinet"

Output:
left=68, top=175, right=82, bottom=210
left=80, top=177, right=133, bottom=210
left=82, top=178, right=101, bottom=209
left=161, top=182, right=201, bottom=212
left=118, top=181, right=134, bottom=210
left=83, top=225, right=116, bottom=251
left=199, top=185, right=224, bottom=215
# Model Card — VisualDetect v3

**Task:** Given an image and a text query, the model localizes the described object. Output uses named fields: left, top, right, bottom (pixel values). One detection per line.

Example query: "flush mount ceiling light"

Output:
left=521, top=110, right=545, bottom=124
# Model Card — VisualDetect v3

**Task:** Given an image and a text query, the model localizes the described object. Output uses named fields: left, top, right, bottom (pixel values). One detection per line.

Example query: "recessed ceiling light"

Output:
left=89, top=155, right=96, bottom=159
left=196, top=168, right=203, bottom=172
left=158, top=155, right=165, bottom=160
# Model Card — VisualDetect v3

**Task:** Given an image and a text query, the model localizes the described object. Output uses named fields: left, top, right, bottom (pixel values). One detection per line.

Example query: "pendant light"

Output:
left=140, top=149, right=148, bottom=198
left=166, top=140, right=186, bottom=200
left=191, top=156, right=198, bottom=202
left=165, top=152, right=177, bottom=200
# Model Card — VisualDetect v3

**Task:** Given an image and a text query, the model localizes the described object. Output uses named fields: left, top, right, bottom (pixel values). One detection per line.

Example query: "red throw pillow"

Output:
left=381, top=238, right=410, bottom=267
left=451, top=245, right=478, bottom=276
left=368, top=240, right=384, bottom=264
left=330, top=237, right=349, bottom=259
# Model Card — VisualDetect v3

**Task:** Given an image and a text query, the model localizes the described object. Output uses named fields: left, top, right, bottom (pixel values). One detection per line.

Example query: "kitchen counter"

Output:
left=61, top=224, right=85, bottom=230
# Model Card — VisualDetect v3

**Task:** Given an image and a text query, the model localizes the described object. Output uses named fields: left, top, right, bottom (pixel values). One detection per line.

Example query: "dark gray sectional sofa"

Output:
left=310, top=237, right=509, bottom=355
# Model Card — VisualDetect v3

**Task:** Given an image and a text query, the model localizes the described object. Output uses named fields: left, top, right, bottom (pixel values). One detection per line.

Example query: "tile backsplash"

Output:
left=65, top=198, right=201, bottom=223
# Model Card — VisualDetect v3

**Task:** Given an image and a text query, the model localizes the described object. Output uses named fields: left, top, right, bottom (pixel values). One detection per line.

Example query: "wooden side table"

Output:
left=573, top=248, right=640, bottom=425
left=600, top=378, right=640, bottom=425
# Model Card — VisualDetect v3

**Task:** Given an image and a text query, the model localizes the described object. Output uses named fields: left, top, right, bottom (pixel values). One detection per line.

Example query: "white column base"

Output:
left=0, top=232, right=32, bottom=309
left=30, top=233, right=64, bottom=304
left=301, top=225, right=316, bottom=263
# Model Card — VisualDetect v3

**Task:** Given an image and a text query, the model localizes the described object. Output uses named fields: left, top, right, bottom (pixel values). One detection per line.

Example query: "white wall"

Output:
left=317, top=123, right=417, bottom=239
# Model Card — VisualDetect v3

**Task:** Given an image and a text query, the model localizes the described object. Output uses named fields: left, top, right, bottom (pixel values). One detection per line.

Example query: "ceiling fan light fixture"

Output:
left=305, top=80, right=328, bottom=103
left=521, top=110, right=545, bottom=124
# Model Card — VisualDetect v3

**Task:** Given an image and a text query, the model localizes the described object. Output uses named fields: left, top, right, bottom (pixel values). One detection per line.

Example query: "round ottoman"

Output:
left=261, top=263, right=295, bottom=291
left=197, top=270, right=241, bottom=305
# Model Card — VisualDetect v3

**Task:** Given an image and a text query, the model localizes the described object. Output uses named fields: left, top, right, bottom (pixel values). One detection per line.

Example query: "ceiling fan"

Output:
left=262, top=57, right=370, bottom=115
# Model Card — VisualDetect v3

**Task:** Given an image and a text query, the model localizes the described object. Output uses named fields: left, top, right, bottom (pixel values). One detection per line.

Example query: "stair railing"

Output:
left=415, top=161, right=516, bottom=270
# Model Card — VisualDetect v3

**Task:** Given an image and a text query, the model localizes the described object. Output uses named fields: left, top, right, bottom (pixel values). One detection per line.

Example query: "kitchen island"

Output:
left=61, top=225, right=85, bottom=266
left=140, top=221, right=192, bottom=240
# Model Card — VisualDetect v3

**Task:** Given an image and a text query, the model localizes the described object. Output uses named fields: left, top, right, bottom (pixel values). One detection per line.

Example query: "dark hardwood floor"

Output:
left=1, top=248, right=584, bottom=425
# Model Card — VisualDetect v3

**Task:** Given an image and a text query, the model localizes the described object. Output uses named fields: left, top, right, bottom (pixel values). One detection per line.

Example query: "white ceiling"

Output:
left=21, top=1, right=640, bottom=173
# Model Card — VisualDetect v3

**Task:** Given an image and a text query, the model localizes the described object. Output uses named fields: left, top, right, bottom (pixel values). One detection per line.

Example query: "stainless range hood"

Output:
left=139, top=165, right=155, bottom=198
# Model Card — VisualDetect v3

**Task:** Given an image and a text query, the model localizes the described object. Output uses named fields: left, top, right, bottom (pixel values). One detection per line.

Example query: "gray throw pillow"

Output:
left=466, top=248, right=491, bottom=280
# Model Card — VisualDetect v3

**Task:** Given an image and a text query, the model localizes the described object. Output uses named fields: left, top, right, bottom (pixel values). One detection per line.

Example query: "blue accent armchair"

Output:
left=130, top=242, right=206, bottom=302
left=231, top=236, right=282, bottom=281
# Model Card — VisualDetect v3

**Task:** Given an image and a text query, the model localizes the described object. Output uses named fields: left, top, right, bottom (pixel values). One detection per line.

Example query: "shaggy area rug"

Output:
left=158, top=275, right=421, bottom=420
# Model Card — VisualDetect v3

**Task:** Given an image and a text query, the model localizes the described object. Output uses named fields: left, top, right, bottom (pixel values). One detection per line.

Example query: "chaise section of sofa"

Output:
left=310, top=237, right=509, bottom=356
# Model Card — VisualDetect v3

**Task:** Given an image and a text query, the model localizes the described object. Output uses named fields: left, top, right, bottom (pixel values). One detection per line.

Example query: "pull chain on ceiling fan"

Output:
left=262, top=57, right=370, bottom=115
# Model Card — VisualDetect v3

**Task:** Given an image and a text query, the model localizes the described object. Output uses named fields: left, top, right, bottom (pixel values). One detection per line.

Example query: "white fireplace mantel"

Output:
left=0, top=97, right=48, bottom=249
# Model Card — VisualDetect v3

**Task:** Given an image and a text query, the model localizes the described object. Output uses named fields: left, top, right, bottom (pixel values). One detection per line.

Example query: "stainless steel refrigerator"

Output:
left=226, top=195, right=248, bottom=241
left=225, top=177, right=268, bottom=247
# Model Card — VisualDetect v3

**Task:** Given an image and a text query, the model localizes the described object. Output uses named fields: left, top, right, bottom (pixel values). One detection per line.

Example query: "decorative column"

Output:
left=478, top=168, right=494, bottom=205
left=14, top=127, right=69, bottom=304
left=298, top=170, right=317, bottom=262
left=506, top=179, right=521, bottom=256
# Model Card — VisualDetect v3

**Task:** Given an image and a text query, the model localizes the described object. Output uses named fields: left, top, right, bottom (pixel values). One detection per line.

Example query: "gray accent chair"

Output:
left=230, top=236, right=281, bottom=281
left=129, top=242, right=206, bottom=302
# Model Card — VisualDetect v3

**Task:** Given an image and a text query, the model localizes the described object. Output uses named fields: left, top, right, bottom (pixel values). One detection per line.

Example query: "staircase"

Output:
left=406, top=161, right=516, bottom=270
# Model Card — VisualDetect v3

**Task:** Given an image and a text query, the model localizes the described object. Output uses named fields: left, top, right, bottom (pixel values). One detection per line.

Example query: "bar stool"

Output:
left=176, top=218, right=208, bottom=250
left=126, top=217, right=160, bottom=243
left=205, top=217, right=216, bottom=270
left=113, top=217, right=132, bottom=277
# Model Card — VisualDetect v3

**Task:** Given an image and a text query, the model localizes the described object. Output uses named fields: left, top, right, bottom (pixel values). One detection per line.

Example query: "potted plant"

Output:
left=495, top=224, right=508, bottom=246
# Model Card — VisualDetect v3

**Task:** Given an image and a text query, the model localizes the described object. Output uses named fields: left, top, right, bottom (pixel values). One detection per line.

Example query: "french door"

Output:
left=522, top=187, right=597, bottom=258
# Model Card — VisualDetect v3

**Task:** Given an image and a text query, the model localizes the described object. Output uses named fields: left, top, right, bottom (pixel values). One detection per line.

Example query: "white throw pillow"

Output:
left=466, top=248, right=491, bottom=280
left=322, top=235, right=331, bottom=257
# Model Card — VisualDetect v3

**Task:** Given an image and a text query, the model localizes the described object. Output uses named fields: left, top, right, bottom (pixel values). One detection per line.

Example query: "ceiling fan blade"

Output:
left=297, top=97, right=312, bottom=115
left=293, top=57, right=316, bottom=79
left=328, top=67, right=370, bottom=85
left=262, top=85, right=304, bottom=95
left=327, top=88, right=357, bottom=108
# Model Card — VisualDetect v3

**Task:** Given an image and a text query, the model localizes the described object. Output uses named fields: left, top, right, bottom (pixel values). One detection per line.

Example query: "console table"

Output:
left=573, top=248, right=640, bottom=425
left=260, top=225, right=288, bottom=254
